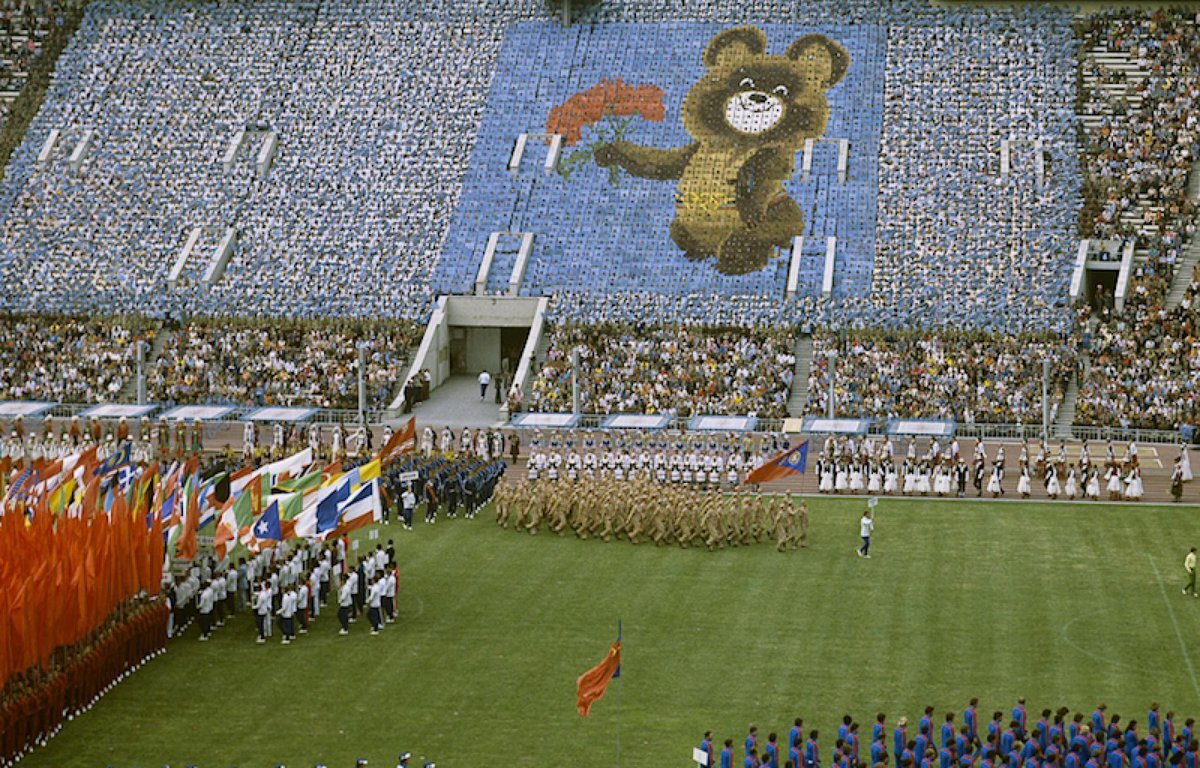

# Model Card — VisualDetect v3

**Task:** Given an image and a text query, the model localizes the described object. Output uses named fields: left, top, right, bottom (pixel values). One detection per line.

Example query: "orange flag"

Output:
left=377, top=417, right=416, bottom=467
left=575, top=640, right=621, bottom=717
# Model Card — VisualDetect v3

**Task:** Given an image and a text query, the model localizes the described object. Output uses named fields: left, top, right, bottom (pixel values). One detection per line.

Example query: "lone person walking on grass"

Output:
left=856, top=509, right=874, bottom=559
left=1184, top=547, right=1197, bottom=597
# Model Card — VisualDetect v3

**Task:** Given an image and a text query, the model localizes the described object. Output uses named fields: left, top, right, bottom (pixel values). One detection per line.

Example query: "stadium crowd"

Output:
left=528, top=325, right=794, bottom=418
left=1077, top=266, right=1200, bottom=430
left=805, top=333, right=1073, bottom=425
left=698, top=700, right=1197, bottom=768
left=0, top=314, right=153, bottom=403
left=147, top=319, right=419, bottom=410
left=0, top=0, right=64, bottom=127
left=1077, top=7, right=1200, bottom=283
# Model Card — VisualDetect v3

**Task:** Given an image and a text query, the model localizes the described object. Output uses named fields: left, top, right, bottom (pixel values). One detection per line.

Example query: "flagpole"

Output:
left=616, top=618, right=622, bottom=768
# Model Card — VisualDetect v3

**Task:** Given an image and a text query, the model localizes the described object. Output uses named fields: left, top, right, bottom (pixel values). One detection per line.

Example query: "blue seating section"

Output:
left=436, top=22, right=886, bottom=305
left=0, top=0, right=1082, bottom=334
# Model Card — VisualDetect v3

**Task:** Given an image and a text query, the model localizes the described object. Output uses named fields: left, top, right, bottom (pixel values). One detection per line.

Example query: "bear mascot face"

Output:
left=683, top=27, right=849, bottom=148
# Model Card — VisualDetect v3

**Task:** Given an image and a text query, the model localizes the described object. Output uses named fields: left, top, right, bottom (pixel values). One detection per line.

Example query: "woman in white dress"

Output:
left=902, top=461, right=916, bottom=496
left=835, top=463, right=849, bottom=494
left=819, top=460, right=834, bottom=493
left=1105, top=465, right=1123, bottom=501
left=867, top=463, right=882, bottom=494
left=1017, top=465, right=1032, bottom=498
left=1085, top=468, right=1101, bottom=500
left=987, top=465, right=1003, bottom=497
left=883, top=463, right=899, bottom=495
left=1046, top=465, right=1061, bottom=499
left=1181, top=446, right=1194, bottom=483
left=1125, top=467, right=1143, bottom=501
left=1064, top=465, right=1078, bottom=500
left=934, top=466, right=951, bottom=497
left=917, top=465, right=931, bottom=496
left=849, top=463, right=865, bottom=493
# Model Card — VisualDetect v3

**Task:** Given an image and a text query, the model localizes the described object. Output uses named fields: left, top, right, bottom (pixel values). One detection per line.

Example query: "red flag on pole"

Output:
left=575, top=640, right=621, bottom=717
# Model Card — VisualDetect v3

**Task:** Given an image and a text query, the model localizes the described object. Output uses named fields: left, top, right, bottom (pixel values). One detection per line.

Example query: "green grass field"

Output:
left=21, top=498, right=1200, bottom=768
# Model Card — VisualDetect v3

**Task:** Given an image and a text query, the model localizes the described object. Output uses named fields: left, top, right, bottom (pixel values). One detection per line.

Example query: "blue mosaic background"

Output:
left=434, top=22, right=886, bottom=301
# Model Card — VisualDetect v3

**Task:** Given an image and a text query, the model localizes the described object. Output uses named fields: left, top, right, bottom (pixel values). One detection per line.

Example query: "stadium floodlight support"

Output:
left=67, top=129, right=94, bottom=175
left=826, top=350, right=837, bottom=418
left=801, top=138, right=849, bottom=182
left=37, top=129, right=60, bottom=164
left=571, top=346, right=580, bottom=414
left=1041, top=358, right=1049, bottom=440
left=136, top=341, right=146, bottom=405
left=508, top=133, right=563, bottom=177
left=357, top=343, right=367, bottom=425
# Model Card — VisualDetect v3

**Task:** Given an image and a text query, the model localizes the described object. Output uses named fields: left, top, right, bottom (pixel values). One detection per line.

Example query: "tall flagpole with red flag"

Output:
left=615, top=618, right=622, bottom=768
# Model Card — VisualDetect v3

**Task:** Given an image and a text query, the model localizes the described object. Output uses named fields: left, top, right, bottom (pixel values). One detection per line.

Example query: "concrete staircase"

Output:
left=786, top=334, right=814, bottom=418
left=1164, top=159, right=1200, bottom=310
left=117, top=325, right=171, bottom=402
left=1053, top=374, right=1080, bottom=439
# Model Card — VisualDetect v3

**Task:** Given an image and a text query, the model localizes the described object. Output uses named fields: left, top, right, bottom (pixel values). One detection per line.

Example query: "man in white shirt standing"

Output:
left=856, top=508, right=875, bottom=559
left=366, top=574, right=384, bottom=635
left=337, top=578, right=354, bottom=635
left=277, top=586, right=297, bottom=644
left=383, top=565, right=397, bottom=624
left=254, top=582, right=272, bottom=644
left=197, top=582, right=215, bottom=641
left=478, top=370, right=491, bottom=400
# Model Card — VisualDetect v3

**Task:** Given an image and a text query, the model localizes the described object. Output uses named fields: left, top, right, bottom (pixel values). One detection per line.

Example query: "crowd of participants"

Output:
left=148, top=319, right=419, bottom=410
left=167, top=537, right=400, bottom=645
left=806, top=333, right=1073, bottom=425
left=496, top=477, right=808, bottom=550
left=0, top=597, right=167, bottom=767
left=527, top=324, right=794, bottom=418
left=698, top=700, right=1198, bottom=768
left=809, top=434, right=1193, bottom=502
left=0, top=314, right=153, bottom=403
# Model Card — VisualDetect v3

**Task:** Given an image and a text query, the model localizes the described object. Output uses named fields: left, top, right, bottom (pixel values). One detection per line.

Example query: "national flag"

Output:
left=214, top=482, right=255, bottom=560
left=249, top=499, right=282, bottom=550
left=575, top=635, right=622, bottom=717
left=92, top=443, right=131, bottom=478
left=324, top=479, right=381, bottom=539
left=377, top=417, right=415, bottom=466
left=746, top=440, right=809, bottom=485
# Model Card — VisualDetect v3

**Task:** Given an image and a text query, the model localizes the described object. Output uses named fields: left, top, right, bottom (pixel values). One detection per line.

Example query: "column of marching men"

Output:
left=699, top=700, right=1200, bottom=768
left=168, top=535, right=403, bottom=645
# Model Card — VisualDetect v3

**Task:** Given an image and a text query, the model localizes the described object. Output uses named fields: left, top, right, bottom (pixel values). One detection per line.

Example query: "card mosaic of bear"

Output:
left=436, top=23, right=885, bottom=301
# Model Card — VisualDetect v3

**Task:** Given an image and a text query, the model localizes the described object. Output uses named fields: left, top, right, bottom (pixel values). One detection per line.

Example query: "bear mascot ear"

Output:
left=703, top=26, right=767, bottom=69
left=786, top=34, right=850, bottom=88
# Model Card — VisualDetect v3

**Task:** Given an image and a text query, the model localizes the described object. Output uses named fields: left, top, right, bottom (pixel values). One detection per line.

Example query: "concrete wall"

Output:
left=464, top=327, right=501, bottom=374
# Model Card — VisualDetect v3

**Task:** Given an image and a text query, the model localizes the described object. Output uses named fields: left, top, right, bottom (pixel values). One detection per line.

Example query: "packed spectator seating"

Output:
left=0, top=1, right=64, bottom=127
left=528, top=324, right=794, bottom=418
left=147, top=319, right=420, bottom=410
left=806, top=332, right=1073, bottom=425
left=0, top=314, right=153, bottom=403
left=1077, top=264, right=1200, bottom=430
left=1077, top=8, right=1199, bottom=283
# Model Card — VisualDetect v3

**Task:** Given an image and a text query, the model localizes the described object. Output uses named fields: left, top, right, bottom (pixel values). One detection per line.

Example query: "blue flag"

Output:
left=746, top=440, right=809, bottom=484
left=253, top=499, right=282, bottom=542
